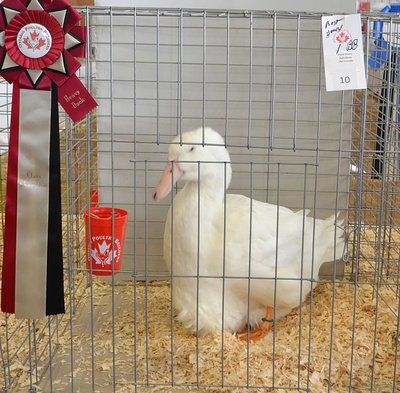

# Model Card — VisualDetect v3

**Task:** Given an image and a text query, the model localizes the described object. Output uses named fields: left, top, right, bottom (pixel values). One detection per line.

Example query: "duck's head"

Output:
left=153, top=127, right=232, bottom=202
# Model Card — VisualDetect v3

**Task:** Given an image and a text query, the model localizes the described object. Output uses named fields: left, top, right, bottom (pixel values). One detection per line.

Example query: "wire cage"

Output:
left=0, top=6, right=399, bottom=393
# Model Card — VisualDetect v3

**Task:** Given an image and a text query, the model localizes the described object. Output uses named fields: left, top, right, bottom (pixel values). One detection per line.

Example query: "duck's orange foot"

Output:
left=237, top=321, right=273, bottom=341
left=237, top=306, right=274, bottom=342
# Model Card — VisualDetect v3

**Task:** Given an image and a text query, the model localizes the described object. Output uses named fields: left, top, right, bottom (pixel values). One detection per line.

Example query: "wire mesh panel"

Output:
left=0, top=7, right=399, bottom=393
left=95, top=9, right=351, bottom=279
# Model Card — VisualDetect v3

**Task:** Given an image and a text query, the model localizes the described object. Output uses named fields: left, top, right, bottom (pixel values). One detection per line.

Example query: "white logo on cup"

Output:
left=90, top=238, right=121, bottom=267
left=17, top=23, right=52, bottom=59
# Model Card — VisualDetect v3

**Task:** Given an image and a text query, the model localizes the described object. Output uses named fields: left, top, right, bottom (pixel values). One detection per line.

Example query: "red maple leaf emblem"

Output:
left=30, top=30, right=39, bottom=41
left=336, top=31, right=350, bottom=43
left=23, top=36, right=32, bottom=49
left=36, top=38, right=46, bottom=50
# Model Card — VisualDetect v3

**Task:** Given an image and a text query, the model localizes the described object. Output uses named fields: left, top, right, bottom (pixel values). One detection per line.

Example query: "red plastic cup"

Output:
left=84, top=207, right=128, bottom=276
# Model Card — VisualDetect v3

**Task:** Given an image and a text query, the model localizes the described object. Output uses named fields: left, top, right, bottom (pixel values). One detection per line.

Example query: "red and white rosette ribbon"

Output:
left=0, top=0, right=97, bottom=318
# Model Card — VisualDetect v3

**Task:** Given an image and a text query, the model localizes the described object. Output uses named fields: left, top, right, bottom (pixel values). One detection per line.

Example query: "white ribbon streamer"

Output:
left=15, top=88, right=51, bottom=318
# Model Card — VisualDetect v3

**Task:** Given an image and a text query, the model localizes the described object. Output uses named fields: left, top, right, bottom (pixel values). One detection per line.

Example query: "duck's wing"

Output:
left=223, top=194, right=323, bottom=306
left=224, top=193, right=307, bottom=272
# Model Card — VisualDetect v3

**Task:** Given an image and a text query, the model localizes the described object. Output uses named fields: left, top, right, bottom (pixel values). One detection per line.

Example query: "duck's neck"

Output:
left=183, top=175, right=227, bottom=203
left=172, top=175, right=227, bottom=235
left=170, top=174, right=229, bottom=275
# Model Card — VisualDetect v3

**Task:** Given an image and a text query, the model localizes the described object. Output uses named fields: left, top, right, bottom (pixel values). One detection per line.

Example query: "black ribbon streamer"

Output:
left=46, top=83, right=65, bottom=315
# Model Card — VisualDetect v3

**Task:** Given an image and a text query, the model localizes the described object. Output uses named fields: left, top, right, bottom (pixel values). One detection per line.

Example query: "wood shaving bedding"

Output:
left=27, top=272, right=398, bottom=393
left=1, top=224, right=398, bottom=393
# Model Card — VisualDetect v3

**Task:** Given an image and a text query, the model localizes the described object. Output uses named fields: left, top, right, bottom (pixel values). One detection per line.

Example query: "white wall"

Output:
left=96, top=0, right=356, bottom=13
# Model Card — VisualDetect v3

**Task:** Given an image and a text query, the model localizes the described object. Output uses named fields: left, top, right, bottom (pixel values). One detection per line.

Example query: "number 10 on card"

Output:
left=340, top=76, right=351, bottom=84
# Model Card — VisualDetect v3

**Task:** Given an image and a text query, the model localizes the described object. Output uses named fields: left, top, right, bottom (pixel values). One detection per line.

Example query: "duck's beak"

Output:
left=153, top=162, right=184, bottom=202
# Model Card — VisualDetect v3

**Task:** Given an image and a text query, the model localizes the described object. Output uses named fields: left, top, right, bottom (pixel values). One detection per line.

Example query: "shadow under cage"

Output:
left=0, top=6, right=399, bottom=393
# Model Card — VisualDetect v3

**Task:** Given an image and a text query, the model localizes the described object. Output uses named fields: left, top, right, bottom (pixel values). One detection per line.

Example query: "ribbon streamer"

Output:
left=0, top=0, right=97, bottom=318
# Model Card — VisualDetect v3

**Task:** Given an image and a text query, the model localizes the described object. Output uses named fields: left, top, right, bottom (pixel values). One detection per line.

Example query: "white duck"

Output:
left=153, top=127, right=344, bottom=341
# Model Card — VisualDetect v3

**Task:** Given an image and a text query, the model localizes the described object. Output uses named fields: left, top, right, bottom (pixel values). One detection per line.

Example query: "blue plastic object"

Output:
left=369, top=4, right=399, bottom=69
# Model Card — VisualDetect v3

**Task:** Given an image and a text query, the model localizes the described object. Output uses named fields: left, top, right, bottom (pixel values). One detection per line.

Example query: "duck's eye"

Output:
left=189, top=146, right=195, bottom=152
